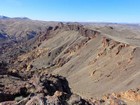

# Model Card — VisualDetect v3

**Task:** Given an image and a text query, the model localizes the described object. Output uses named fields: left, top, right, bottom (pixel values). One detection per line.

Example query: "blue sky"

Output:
left=0, top=0, right=140, bottom=23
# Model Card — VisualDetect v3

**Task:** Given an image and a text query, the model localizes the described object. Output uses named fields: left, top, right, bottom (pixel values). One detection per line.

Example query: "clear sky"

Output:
left=0, top=0, right=140, bottom=23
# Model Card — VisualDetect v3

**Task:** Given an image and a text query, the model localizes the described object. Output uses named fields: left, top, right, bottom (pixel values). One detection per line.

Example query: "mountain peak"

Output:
left=0, top=15, right=30, bottom=20
left=0, top=15, right=9, bottom=19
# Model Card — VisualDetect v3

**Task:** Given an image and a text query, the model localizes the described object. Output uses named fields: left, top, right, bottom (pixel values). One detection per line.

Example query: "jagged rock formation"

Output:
left=0, top=73, right=92, bottom=105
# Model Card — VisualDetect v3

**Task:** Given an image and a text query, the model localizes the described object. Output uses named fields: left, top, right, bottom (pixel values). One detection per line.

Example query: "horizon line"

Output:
left=1, top=15, right=140, bottom=24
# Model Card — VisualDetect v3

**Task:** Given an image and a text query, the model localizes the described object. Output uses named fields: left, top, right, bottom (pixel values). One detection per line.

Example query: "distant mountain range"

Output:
left=0, top=17, right=59, bottom=41
left=0, top=15, right=30, bottom=20
left=0, top=15, right=9, bottom=19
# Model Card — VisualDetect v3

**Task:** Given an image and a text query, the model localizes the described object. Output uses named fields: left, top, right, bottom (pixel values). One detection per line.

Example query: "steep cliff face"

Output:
left=1, top=21, right=140, bottom=104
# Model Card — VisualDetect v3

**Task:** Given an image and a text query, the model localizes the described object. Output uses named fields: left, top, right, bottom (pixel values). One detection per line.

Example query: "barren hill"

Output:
left=0, top=19, right=140, bottom=104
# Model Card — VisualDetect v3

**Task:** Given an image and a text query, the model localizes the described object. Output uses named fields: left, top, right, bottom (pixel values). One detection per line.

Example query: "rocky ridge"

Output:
left=0, top=21, right=140, bottom=104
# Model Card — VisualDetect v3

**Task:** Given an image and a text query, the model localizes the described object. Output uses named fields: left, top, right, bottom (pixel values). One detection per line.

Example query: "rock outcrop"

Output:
left=0, top=73, right=92, bottom=105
